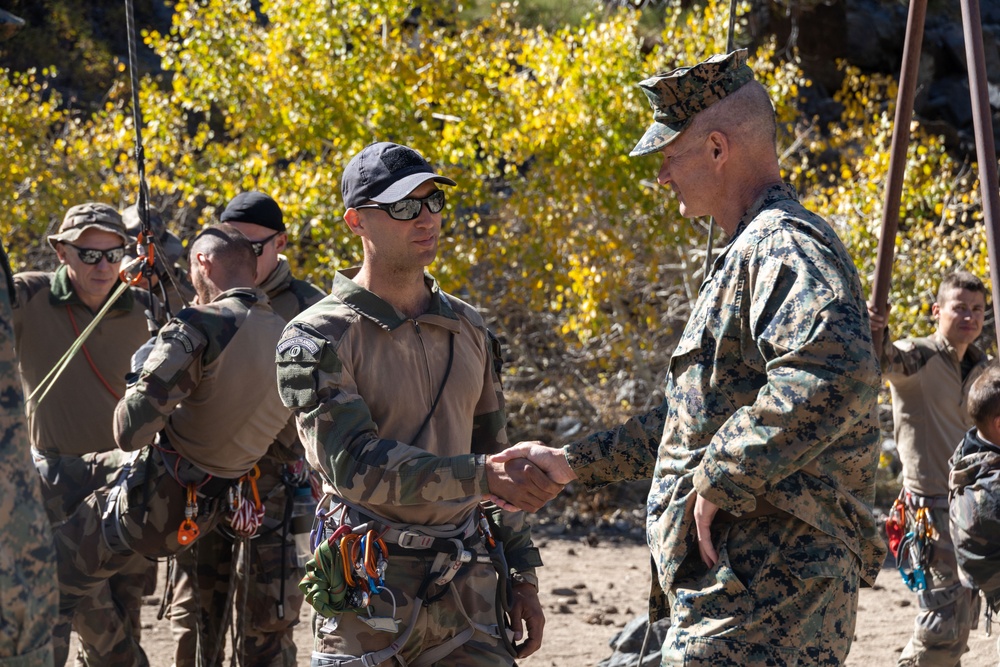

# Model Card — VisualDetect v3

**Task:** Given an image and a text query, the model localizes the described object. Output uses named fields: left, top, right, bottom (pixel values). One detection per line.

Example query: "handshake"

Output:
left=484, top=441, right=577, bottom=513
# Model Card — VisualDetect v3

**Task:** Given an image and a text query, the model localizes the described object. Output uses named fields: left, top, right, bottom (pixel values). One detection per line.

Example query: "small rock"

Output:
left=585, top=612, right=604, bottom=625
left=551, top=587, right=578, bottom=597
left=572, top=582, right=587, bottom=590
left=605, top=605, right=619, bottom=614
left=556, top=604, right=572, bottom=614
left=567, top=548, right=577, bottom=556
left=896, top=599, right=911, bottom=607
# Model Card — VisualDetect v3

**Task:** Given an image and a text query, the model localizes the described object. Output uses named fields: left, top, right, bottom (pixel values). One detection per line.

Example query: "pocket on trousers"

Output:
left=781, top=537, right=856, bottom=581
left=683, top=636, right=800, bottom=666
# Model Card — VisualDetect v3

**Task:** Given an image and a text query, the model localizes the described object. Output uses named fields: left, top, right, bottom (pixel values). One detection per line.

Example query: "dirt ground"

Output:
left=71, top=534, right=1000, bottom=666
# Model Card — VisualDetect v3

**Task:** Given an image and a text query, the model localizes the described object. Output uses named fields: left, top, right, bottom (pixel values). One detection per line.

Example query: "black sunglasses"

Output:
left=64, top=243, right=126, bottom=265
left=248, top=231, right=281, bottom=257
left=355, top=190, right=446, bottom=221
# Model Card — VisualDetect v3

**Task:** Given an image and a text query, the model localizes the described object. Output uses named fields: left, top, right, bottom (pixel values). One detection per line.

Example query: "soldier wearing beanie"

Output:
left=491, top=50, right=886, bottom=664
left=12, top=202, right=163, bottom=665
left=170, top=192, right=324, bottom=667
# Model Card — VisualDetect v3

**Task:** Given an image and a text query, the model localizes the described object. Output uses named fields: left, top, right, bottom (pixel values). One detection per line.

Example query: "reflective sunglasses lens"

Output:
left=427, top=190, right=445, bottom=213
left=77, top=248, right=103, bottom=264
left=106, top=247, right=125, bottom=263
left=388, top=199, right=423, bottom=221
left=251, top=242, right=264, bottom=257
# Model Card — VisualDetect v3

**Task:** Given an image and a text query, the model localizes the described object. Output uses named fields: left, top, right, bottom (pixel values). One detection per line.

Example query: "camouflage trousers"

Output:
left=312, top=547, right=513, bottom=667
left=897, top=503, right=975, bottom=667
left=0, top=448, right=57, bottom=667
left=170, top=457, right=305, bottom=667
left=661, top=512, right=861, bottom=666
left=51, top=446, right=232, bottom=667
left=34, top=448, right=155, bottom=667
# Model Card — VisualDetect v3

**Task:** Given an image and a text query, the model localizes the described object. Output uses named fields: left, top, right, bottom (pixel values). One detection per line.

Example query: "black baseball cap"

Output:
left=341, top=142, right=456, bottom=210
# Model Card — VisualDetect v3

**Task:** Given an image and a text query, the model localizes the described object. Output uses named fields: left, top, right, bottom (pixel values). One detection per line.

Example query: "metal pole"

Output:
left=870, top=0, right=928, bottom=358
left=959, top=0, right=1000, bottom=349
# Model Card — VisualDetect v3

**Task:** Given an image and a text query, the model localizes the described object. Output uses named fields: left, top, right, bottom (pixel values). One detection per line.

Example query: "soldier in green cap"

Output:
left=491, top=49, right=886, bottom=664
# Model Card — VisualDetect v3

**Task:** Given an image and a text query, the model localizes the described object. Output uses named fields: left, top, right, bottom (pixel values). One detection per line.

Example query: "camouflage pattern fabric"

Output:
left=0, top=242, right=57, bottom=666
left=663, top=513, right=860, bottom=665
left=171, top=260, right=323, bottom=667
left=275, top=270, right=538, bottom=566
left=951, top=428, right=1000, bottom=609
left=276, top=270, right=540, bottom=663
left=311, top=546, right=513, bottom=667
left=646, top=183, right=885, bottom=660
left=171, top=457, right=307, bottom=667
left=630, top=49, right=753, bottom=156
left=895, top=502, right=974, bottom=666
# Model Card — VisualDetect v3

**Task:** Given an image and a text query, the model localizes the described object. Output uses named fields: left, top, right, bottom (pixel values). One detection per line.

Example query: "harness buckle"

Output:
left=397, top=530, right=435, bottom=550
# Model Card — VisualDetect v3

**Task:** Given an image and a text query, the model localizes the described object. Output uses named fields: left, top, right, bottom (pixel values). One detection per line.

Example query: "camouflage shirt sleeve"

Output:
left=691, top=232, right=879, bottom=514
left=114, top=316, right=208, bottom=451
left=276, top=323, right=490, bottom=506
left=562, top=399, right=666, bottom=488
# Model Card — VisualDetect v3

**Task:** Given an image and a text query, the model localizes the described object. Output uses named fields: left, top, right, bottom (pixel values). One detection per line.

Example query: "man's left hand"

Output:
left=694, top=493, right=720, bottom=568
left=509, top=581, right=544, bottom=658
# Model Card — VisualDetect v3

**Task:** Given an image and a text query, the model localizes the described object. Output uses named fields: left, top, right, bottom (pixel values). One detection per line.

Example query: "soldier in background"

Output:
left=13, top=203, right=160, bottom=666
left=869, top=271, right=989, bottom=667
left=492, top=50, right=885, bottom=665
left=0, top=239, right=57, bottom=666
left=170, top=192, right=324, bottom=667
left=50, top=223, right=290, bottom=666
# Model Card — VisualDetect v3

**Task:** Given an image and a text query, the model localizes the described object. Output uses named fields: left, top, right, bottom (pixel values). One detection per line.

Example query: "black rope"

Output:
left=123, top=0, right=189, bottom=318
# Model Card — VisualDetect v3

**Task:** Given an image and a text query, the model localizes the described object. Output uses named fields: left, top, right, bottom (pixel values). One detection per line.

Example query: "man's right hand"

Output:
left=867, top=300, right=889, bottom=333
left=485, top=442, right=577, bottom=512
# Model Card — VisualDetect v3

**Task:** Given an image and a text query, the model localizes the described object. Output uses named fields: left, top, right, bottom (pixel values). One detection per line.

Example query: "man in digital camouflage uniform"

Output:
left=170, top=192, right=324, bottom=667
left=869, top=271, right=989, bottom=666
left=13, top=203, right=160, bottom=667
left=275, top=142, right=547, bottom=666
left=0, top=240, right=58, bottom=667
left=492, top=50, right=886, bottom=665
left=49, top=223, right=291, bottom=667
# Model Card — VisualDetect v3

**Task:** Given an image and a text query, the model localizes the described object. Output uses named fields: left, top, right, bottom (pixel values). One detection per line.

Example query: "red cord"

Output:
left=66, top=306, right=121, bottom=401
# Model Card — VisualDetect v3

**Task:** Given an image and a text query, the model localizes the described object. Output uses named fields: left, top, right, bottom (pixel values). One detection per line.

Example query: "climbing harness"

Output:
left=301, top=499, right=518, bottom=666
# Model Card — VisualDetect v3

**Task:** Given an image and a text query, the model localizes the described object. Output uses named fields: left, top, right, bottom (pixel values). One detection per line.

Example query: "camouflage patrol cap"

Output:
left=630, top=49, right=755, bottom=157
left=47, top=202, right=129, bottom=251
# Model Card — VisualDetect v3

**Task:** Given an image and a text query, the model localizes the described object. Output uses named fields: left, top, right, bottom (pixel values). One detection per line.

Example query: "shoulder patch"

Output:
left=145, top=319, right=208, bottom=387
left=277, top=335, right=321, bottom=356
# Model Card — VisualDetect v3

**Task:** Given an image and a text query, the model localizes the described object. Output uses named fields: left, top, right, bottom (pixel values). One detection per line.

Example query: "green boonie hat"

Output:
left=47, top=202, right=129, bottom=251
left=630, top=49, right=754, bottom=157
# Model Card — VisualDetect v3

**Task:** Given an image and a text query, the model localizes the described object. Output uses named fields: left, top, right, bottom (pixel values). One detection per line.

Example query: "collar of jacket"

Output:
left=259, top=255, right=293, bottom=298
left=727, top=181, right=799, bottom=244
left=209, top=286, right=265, bottom=305
left=332, top=269, right=460, bottom=333
left=931, top=330, right=987, bottom=366
left=48, top=264, right=135, bottom=313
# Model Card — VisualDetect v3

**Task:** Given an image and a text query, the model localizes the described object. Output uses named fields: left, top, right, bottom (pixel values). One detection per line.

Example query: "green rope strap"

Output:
left=300, top=539, right=350, bottom=618
left=27, top=278, right=132, bottom=409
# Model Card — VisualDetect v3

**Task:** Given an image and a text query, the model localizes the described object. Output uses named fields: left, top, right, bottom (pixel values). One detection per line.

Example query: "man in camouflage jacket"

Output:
left=13, top=203, right=159, bottom=667
left=50, top=224, right=290, bottom=667
left=493, top=50, right=886, bottom=665
left=276, top=142, right=545, bottom=666
left=171, top=192, right=325, bottom=667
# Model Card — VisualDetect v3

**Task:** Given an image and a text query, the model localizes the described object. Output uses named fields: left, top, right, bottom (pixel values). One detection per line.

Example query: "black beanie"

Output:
left=220, top=191, right=285, bottom=232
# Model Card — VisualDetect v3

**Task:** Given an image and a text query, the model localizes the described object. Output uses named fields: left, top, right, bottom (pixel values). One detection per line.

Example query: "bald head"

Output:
left=189, top=223, right=257, bottom=302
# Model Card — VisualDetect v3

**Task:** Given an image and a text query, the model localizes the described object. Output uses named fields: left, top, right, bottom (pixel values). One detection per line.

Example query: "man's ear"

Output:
left=274, top=232, right=288, bottom=254
left=54, top=242, right=68, bottom=265
left=707, top=131, right=728, bottom=164
left=932, top=302, right=941, bottom=321
left=344, top=208, right=364, bottom=236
